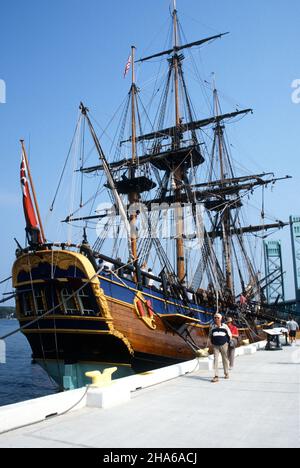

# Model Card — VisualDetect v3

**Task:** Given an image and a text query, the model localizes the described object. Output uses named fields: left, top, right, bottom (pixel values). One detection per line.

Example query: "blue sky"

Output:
left=0, top=0, right=299, bottom=300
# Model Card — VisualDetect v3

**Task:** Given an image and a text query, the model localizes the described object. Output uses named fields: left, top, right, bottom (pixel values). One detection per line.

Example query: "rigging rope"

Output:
left=49, top=114, right=82, bottom=213
left=0, top=276, right=12, bottom=285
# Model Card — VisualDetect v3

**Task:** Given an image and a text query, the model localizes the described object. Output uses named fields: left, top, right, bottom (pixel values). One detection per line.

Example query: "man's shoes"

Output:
left=224, top=374, right=229, bottom=379
left=211, top=377, right=219, bottom=383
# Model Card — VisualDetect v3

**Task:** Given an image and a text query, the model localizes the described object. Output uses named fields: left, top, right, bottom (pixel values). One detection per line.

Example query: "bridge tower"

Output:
left=290, top=215, right=300, bottom=312
left=264, top=240, right=285, bottom=304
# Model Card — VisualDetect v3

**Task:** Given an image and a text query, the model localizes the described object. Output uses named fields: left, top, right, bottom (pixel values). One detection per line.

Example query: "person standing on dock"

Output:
left=286, top=317, right=299, bottom=345
left=226, top=317, right=239, bottom=370
left=209, top=313, right=232, bottom=383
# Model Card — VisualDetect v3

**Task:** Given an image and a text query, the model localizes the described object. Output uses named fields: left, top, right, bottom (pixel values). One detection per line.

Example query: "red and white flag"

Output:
left=123, top=55, right=132, bottom=78
left=20, top=152, right=41, bottom=240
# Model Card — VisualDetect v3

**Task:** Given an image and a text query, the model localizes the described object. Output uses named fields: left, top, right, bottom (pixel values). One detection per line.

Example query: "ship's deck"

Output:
left=0, top=341, right=299, bottom=448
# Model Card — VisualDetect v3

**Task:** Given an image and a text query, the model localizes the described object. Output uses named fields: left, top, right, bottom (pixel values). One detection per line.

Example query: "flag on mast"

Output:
left=123, top=55, right=132, bottom=78
left=20, top=150, right=42, bottom=244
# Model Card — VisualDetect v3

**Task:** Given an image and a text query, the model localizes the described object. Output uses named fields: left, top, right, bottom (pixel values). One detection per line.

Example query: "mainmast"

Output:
left=129, top=45, right=138, bottom=262
left=173, top=0, right=180, bottom=131
left=213, top=86, right=234, bottom=296
left=172, top=0, right=185, bottom=283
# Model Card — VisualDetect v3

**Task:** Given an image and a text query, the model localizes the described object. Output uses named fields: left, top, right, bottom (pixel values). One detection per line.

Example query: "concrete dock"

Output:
left=0, top=342, right=299, bottom=448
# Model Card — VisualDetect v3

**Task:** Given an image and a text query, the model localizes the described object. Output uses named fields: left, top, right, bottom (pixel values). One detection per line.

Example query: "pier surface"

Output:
left=0, top=343, right=299, bottom=448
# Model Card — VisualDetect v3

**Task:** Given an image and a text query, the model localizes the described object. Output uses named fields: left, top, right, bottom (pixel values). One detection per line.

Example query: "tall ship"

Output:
left=12, top=2, right=290, bottom=389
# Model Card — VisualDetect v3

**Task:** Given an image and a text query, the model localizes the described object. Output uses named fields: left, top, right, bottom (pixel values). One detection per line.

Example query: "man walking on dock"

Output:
left=209, top=313, right=232, bottom=383
left=286, top=317, right=299, bottom=344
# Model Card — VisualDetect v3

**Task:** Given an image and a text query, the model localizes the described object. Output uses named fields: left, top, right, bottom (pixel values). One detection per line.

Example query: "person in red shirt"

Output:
left=226, top=317, right=239, bottom=370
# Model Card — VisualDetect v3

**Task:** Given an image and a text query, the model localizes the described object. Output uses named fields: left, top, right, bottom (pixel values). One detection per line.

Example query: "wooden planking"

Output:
left=107, top=298, right=208, bottom=360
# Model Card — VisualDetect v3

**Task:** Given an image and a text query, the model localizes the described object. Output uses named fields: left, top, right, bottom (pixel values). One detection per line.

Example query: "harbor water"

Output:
left=0, top=320, right=57, bottom=407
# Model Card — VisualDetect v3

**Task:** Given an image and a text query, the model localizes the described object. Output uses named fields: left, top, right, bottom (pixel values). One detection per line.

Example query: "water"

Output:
left=0, top=320, right=58, bottom=407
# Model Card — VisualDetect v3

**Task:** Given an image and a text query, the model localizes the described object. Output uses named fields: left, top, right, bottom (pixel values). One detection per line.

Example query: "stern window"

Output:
left=21, top=292, right=33, bottom=316
left=61, top=288, right=79, bottom=315
left=78, top=290, right=96, bottom=315
left=33, top=288, right=46, bottom=315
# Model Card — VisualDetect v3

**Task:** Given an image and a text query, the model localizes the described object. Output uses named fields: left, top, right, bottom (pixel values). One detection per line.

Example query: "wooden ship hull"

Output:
left=13, top=249, right=268, bottom=389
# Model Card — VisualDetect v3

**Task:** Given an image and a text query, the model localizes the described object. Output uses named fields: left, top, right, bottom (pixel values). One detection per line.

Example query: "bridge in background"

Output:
left=264, top=215, right=300, bottom=320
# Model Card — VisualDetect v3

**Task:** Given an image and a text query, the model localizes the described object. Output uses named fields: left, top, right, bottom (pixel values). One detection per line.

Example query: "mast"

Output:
left=129, top=45, right=138, bottom=263
left=213, top=86, right=234, bottom=296
left=173, top=1, right=180, bottom=131
left=20, top=140, right=46, bottom=244
left=172, top=0, right=185, bottom=283
left=131, top=46, right=137, bottom=165
left=127, top=22, right=237, bottom=284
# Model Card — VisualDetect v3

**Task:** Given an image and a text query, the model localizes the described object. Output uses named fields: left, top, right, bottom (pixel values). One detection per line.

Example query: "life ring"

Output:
left=146, top=300, right=154, bottom=318
left=134, top=293, right=156, bottom=330
left=137, top=300, right=145, bottom=317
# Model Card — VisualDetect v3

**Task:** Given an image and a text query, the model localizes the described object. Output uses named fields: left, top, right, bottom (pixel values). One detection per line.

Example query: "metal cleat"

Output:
left=85, top=367, right=117, bottom=387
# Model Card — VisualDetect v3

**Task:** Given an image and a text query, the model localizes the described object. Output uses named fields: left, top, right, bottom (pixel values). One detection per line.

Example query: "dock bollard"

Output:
left=85, top=367, right=117, bottom=388
left=85, top=367, right=131, bottom=409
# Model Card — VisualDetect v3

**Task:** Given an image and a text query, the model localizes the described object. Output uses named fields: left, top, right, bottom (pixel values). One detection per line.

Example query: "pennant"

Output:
left=123, top=55, right=132, bottom=78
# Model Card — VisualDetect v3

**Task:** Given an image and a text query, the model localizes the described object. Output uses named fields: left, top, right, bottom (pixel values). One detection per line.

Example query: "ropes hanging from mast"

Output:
left=79, top=102, right=134, bottom=260
left=49, top=114, right=83, bottom=213
left=54, top=1, right=291, bottom=309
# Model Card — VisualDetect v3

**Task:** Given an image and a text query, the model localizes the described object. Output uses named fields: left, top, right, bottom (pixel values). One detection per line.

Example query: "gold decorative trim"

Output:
left=19, top=315, right=113, bottom=322
left=15, top=279, right=47, bottom=286
left=23, top=329, right=114, bottom=335
left=134, top=291, right=156, bottom=330
left=13, top=250, right=97, bottom=287
left=110, top=330, right=134, bottom=355
left=105, top=295, right=135, bottom=309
